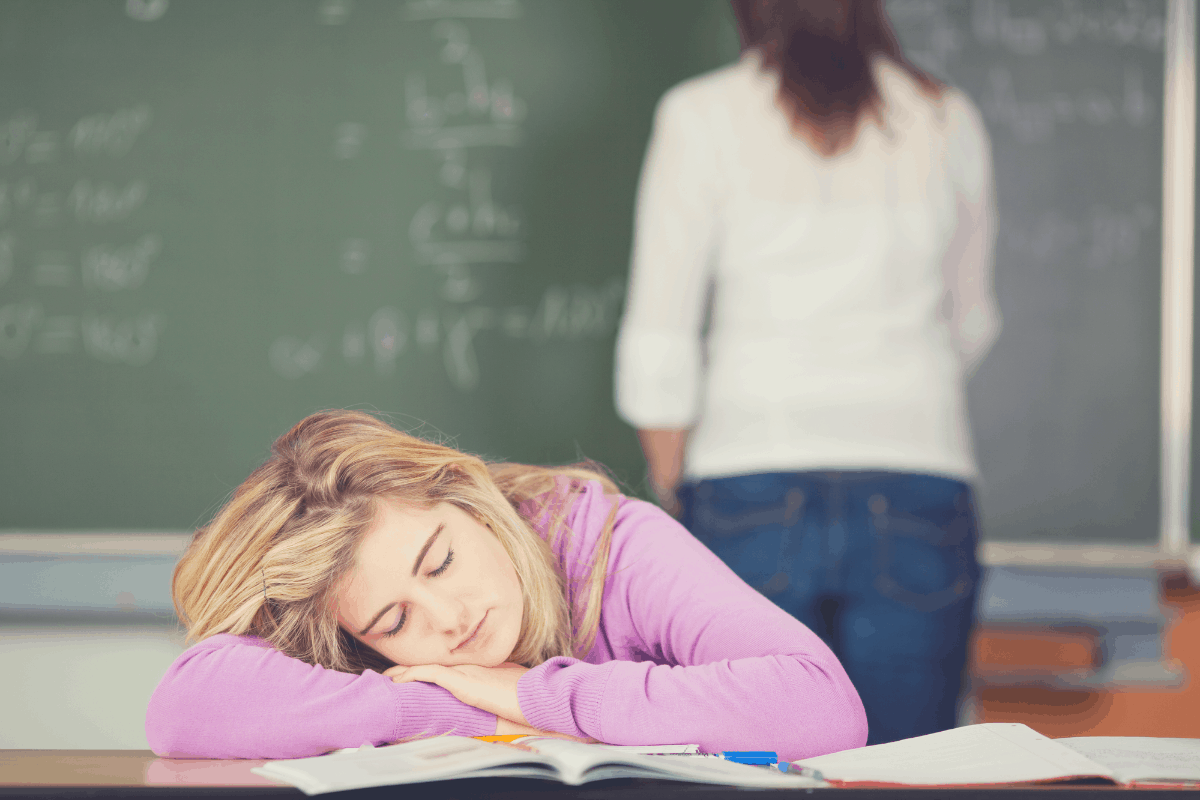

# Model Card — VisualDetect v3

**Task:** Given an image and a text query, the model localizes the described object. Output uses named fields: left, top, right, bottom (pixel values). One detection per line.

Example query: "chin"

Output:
left=475, top=653, right=508, bottom=668
left=491, top=621, right=521, bottom=666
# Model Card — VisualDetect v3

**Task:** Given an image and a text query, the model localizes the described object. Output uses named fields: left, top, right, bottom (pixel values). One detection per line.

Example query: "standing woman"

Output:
left=615, top=0, right=1000, bottom=745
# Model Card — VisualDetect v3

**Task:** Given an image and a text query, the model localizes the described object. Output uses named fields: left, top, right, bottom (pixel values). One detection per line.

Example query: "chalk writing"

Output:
left=982, top=65, right=1152, bottom=143
left=0, top=112, right=38, bottom=164
left=318, top=0, right=354, bottom=25
left=125, top=0, right=168, bottom=22
left=889, top=0, right=1166, bottom=79
left=82, top=313, right=161, bottom=365
left=72, top=105, right=152, bottom=157
left=69, top=180, right=148, bottom=223
left=972, top=0, right=1165, bottom=55
left=36, top=315, right=78, bottom=355
left=370, top=307, right=408, bottom=375
left=82, top=234, right=162, bottom=291
left=270, top=282, right=625, bottom=389
left=1000, top=204, right=1157, bottom=272
left=403, top=21, right=525, bottom=149
left=32, top=252, right=72, bottom=287
left=339, top=238, right=370, bottom=274
left=270, top=335, right=324, bottom=379
left=334, top=122, right=367, bottom=159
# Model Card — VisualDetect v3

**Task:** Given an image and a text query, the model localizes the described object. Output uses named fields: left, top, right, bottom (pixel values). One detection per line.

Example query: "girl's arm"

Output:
left=145, top=633, right=496, bottom=759
left=515, top=489, right=869, bottom=763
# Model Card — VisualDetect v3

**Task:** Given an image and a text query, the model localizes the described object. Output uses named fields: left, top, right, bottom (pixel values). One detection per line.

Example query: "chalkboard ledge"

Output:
left=0, top=532, right=190, bottom=558
left=980, top=541, right=1199, bottom=576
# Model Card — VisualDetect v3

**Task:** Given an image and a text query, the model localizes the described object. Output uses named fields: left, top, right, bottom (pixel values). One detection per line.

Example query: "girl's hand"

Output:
left=385, top=662, right=530, bottom=726
left=494, top=717, right=548, bottom=736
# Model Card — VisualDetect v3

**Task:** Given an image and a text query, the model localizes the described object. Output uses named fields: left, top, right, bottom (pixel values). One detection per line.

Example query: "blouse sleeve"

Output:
left=614, top=85, right=722, bottom=428
left=940, top=89, right=1001, bottom=377
left=144, top=633, right=495, bottom=759
left=515, top=494, right=868, bottom=763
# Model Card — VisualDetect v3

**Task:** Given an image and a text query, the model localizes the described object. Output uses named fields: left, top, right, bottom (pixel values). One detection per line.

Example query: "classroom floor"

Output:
left=971, top=573, right=1200, bottom=738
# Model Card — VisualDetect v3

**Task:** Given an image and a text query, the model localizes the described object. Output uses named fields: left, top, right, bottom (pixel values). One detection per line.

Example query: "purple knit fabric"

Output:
left=146, top=481, right=867, bottom=761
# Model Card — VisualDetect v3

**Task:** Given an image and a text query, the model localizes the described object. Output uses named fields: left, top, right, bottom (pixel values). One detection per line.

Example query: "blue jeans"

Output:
left=679, top=471, right=980, bottom=746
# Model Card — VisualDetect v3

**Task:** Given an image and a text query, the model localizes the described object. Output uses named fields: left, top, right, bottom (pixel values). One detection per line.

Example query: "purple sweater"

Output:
left=146, top=481, right=867, bottom=761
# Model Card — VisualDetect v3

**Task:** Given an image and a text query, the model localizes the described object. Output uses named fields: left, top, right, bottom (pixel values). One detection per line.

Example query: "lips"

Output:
left=453, top=610, right=488, bottom=653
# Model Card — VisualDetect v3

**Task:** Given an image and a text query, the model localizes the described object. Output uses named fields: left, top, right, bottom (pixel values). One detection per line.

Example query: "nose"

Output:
left=423, top=592, right=471, bottom=640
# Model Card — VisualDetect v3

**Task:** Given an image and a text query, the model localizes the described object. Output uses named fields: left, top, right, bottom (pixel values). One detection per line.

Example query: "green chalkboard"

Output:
left=888, top=0, right=1167, bottom=544
left=0, top=0, right=1175, bottom=546
left=0, top=0, right=742, bottom=530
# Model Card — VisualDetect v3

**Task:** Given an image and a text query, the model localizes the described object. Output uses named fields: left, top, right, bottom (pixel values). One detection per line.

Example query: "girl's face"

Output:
left=335, top=499, right=524, bottom=668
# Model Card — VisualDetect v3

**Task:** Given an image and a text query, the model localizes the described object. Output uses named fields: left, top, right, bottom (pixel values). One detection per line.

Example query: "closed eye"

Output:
left=380, top=550, right=454, bottom=639
left=381, top=607, right=407, bottom=639
left=429, top=548, right=454, bottom=577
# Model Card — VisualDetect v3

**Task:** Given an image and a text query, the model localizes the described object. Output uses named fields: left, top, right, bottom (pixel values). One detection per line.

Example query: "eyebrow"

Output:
left=411, top=524, right=444, bottom=577
left=356, top=523, right=444, bottom=637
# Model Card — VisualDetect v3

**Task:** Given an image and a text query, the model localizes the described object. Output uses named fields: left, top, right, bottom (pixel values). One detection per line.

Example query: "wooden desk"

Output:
left=3, top=751, right=1199, bottom=799
left=0, top=750, right=288, bottom=794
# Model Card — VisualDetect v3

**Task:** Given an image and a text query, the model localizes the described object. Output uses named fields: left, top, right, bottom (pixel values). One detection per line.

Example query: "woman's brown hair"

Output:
left=731, top=0, right=943, bottom=155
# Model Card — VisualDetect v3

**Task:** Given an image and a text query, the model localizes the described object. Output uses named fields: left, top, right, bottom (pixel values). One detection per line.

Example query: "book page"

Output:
left=579, top=753, right=821, bottom=788
left=253, top=737, right=558, bottom=794
left=510, top=738, right=678, bottom=784
left=795, top=723, right=1116, bottom=786
left=595, top=744, right=700, bottom=754
left=1056, top=737, right=1200, bottom=785
left=512, top=737, right=819, bottom=788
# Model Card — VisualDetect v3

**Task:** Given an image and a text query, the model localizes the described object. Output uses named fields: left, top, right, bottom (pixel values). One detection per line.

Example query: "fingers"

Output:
left=390, top=664, right=453, bottom=685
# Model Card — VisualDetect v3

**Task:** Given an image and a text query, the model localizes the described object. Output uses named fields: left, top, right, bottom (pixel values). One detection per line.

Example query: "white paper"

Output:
left=1056, top=737, right=1200, bottom=784
left=796, top=723, right=1116, bottom=786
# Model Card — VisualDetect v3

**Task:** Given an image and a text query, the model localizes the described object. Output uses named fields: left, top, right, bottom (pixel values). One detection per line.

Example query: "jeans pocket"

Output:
left=690, top=479, right=806, bottom=538
left=871, top=493, right=977, bottom=613
left=686, top=478, right=806, bottom=597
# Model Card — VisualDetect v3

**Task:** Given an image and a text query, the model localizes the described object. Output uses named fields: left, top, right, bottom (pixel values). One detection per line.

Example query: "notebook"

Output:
left=796, top=723, right=1200, bottom=787
left=253, top=735, right=820, bottom=794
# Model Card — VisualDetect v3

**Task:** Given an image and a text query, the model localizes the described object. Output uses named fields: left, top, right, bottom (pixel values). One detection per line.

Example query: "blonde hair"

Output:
left=172, top=410, right=619, bottom=674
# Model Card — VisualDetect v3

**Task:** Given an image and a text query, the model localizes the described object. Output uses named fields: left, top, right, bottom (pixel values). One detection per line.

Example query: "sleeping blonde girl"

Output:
left=146, top=410, right=867, bottom=760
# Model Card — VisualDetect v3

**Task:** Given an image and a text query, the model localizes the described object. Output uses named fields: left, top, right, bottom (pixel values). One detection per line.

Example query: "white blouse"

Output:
left=615, top=54, right=1001, bottom=482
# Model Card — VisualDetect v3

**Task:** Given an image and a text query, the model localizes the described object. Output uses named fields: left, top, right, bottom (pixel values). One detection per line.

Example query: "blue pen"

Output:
left=721, top=750, right=777, bottom=765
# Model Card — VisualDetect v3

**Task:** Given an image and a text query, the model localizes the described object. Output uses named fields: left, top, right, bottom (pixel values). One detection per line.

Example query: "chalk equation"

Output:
left=125, top=0, right=168, bottom=22
left=0, top=234, right=161, bottom=290
left=889, top=0, right=1166, bottom=76
left=0, top=105, right=152, bottom=165
left=982, top=65, right=1153, bottom=143
left=403, top=19, right=525, bottom=149
left=325, top=9, right=530, bottom=322
left=270, top=280, right=624, bottom=391
left=0, top=101, right=159, bottom=364
left=1000, top=203, right=1157, bottom=273
left=410, top=162, right=523, bottom=301
left=0, top=301, right=162, bottom=364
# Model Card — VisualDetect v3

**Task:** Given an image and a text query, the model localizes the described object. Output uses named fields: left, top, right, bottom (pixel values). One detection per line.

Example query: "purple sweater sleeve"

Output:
left=516, top=488, right=868, bottom=763
left=145, top=634, right=495, bottom=758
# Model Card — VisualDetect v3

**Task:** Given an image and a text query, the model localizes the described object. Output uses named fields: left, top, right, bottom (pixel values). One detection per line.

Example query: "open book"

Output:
left=796, top=723, right=1200, bottom=787
left=253, top=736, right=821, bottom=794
